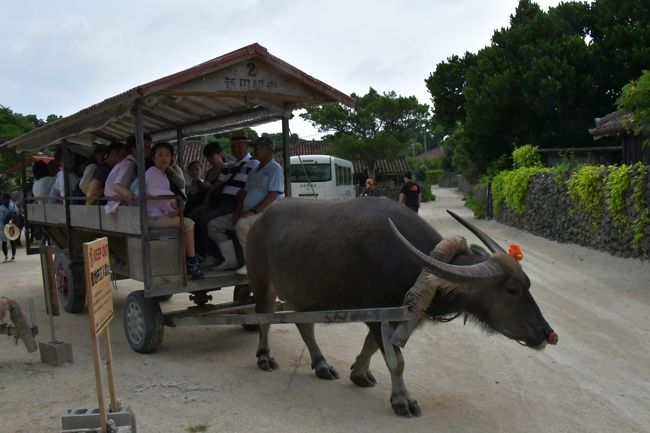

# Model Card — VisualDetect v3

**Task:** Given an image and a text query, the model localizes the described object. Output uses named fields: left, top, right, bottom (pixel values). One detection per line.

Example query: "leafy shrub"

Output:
left=512, top=144, right=542, bottom=168
left=605, top=165, right=631, bottom=226
left=567, top=165, right=606, bottom=218
left=493, top=166, right=549, bottom=215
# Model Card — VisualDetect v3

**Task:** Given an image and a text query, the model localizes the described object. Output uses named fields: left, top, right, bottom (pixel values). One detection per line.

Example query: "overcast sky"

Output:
left=1, top=0, right=562, bottom=138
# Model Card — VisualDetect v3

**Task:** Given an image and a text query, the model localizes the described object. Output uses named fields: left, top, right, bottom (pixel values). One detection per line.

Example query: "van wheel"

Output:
left=54, top=249, right=86, bottom=314
left=124, top=291, right=164, bottom=353
left=234, top=285, right=258, bottom=332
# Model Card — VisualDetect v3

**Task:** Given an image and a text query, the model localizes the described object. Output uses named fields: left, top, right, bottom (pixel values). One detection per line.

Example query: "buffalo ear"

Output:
left=470, top=244, right=489, bottom=257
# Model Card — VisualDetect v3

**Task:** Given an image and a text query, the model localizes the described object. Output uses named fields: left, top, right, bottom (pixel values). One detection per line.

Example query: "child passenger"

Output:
left=146, top=142, right=204, bottom=279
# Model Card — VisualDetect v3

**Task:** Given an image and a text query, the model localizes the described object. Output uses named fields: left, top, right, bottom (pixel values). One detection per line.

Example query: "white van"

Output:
left=290, top=155, right=354, bottom=200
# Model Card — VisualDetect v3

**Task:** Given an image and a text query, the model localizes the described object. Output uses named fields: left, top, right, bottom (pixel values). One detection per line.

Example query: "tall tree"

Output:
left=301, top=88, right=430, bottom=179
left=425, top=52, right=476, bottom=133
left=426, top=0, right=650, bottom=181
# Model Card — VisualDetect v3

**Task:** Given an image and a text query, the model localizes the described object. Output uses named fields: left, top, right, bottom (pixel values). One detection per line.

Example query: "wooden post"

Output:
left=84, top=237, right=116, bottom=433
left=282, top=117, right=291, bottom=198
left=102, top=328, right=119, bottom=412
left=90, top=334, right=108, bottom=433
left=134, top=100, right=152, bottom=292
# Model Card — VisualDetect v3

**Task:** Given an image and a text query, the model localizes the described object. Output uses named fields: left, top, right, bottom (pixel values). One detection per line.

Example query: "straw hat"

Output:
left=3, top=223, right=20, bottom=241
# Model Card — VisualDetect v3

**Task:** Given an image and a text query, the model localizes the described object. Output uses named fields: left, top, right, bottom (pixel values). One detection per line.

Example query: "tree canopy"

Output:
left=427, top=0, right=650, bottom=180
left=617, top=70, right=650, bottom=145
left=300, top=87, right=430, bottom=178
left=0, top=106, right=59, bottom=190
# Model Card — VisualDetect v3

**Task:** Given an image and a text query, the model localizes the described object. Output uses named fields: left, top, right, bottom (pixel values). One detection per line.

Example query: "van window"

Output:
left=290, top=163, right=332, bottom=182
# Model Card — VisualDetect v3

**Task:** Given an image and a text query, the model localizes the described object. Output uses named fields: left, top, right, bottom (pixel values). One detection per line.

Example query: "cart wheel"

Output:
left=124, top=291, right=164, bottom=353
left=234, top=285, right=258, bottom=332
left=53, top=249, right=86, bottom=314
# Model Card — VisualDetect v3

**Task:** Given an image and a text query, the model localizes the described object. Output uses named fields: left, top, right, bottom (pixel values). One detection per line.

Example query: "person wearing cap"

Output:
left=0, top=193, right=19, bottom=262
left=192, top=130, right=259, bottom=266
left=399, top=171, right=421, bottom=212
left=207, top=136, right=284, bottom=274
left=86, top=142, right=127, bottom=205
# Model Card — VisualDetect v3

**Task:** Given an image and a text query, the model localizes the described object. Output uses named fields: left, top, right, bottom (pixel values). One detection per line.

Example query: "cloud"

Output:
left=1, top=0, right=563, bottom=136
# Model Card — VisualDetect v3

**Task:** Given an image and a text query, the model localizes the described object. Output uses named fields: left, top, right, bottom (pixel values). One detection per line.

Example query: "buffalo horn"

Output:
left=387, top=219, right=505, bottom=284
left=446, top=210, right=507, bottom=255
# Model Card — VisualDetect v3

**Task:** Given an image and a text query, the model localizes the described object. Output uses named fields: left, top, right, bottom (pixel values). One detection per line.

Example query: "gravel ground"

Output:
left=1, top=186, right=649, bottom=433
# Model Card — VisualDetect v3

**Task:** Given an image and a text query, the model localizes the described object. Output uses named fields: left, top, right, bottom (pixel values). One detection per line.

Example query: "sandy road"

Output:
left=1, top=186, right=649, bottom=433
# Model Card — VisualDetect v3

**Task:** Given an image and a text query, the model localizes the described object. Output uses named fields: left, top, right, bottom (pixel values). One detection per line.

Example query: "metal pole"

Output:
left=134, top=100, right=152, bottom=292
left=177, top=126, right=185, bottom=171
left=61, top=141, right=74, bottom=258
left=282, top=117, right=291, bottom=198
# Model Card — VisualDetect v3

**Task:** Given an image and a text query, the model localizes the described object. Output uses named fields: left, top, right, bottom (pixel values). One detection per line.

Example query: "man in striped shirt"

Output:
left=193, top=130, right=259, bottom=265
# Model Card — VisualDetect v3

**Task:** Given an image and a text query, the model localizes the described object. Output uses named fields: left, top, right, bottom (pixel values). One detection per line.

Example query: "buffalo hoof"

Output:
left=257, top=355, right=279, bottom=371
left=390, top=394, right=422, bottom=418
left=349, top=370, right=377, bottom=388
left=314, top=360, right=339, bottom=380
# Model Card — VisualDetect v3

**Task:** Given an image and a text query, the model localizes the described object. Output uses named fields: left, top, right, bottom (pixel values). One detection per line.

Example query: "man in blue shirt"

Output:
left=207, top=136, right=284, bottom=274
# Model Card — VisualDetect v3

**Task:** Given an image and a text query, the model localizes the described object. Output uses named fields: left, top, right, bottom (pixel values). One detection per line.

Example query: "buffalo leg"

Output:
left=368, top=323, right=422, bottom=417
left=253, top=283, right=279, bottom=372
left=349, top=329, right=378, bottom=387
left=296, top=323, right=339, bottom=380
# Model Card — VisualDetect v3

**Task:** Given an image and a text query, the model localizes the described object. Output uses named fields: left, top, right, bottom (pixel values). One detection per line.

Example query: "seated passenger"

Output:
left=50, top=148, right=79, bottom=201
left=146, top=142, right=203, bottom=280
left=31, top=161, right=54, bottom=204
left=207, top=136, right=284, bottom=274
left=104, top=138, right=138, bottom=214
left=192, top=131, right=259, bottom=267
left=78, top=143, right=109, bottom=196
left=184, top=160, right=209, bottom=216
left=86, top=142, right=127, bottom=205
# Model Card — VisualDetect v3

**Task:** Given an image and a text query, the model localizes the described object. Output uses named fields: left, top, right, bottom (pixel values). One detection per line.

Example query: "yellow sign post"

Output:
left=83, top=237, right=118, bottom=433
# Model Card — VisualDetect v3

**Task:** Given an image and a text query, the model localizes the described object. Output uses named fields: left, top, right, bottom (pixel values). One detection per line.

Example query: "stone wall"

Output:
left=494, top=166, right=650, bottom=260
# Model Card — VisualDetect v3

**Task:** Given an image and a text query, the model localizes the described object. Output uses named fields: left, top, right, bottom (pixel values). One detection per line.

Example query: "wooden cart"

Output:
left=3, top=43, right=365, bottom=353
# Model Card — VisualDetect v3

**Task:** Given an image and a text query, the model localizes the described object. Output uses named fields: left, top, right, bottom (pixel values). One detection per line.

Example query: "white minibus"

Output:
left=290, top=155, right=354, bottom=200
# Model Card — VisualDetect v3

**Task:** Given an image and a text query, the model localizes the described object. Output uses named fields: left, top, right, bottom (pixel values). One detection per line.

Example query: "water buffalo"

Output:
left=246, top=197, right=557, bottom=417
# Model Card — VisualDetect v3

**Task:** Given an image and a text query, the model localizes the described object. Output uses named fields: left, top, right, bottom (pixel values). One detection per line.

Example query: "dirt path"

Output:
left=1, top=187, right=649, bottom=433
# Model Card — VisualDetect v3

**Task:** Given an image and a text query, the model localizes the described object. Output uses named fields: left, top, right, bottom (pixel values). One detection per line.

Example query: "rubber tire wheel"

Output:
left=53, top=249, right=86, bottom=314
left=153, top=294, right=173, bottom=302
left=234, top=285, right=258, bottom=332
left=124, top=290, right=164, bottom=353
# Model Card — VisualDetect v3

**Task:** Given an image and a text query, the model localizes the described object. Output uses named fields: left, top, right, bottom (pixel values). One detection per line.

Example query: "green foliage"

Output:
left=605, top=165, right=631, bottom=226
left=465, top=194, right=486, bottom=219
left=186, top=424, right=209, bottom=433
left=630, top=163, right=649, bottom=252
left=617, top=70, right=650, bottom=145
left=428, top=0, right=650, bottom=179
left=421, top=184, right=435, bottom=203
left=301, top=88, right=430, bottom=177
left=0, top=105, right=51, bottom=191
left=512, top=144, right=542, bottom=168
left=407, top=156, right=443, bottom=184
left=493, top=166, right=550, bottom=216
left=425, top=52, right=477, bottom=132
left=567, top=165, right=606, bottom=218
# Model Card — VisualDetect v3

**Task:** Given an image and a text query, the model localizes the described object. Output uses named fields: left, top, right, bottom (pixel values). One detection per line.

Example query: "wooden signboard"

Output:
left=83, top=237, right=118, bottom=433
left=84, top=238, right=114, bottom=336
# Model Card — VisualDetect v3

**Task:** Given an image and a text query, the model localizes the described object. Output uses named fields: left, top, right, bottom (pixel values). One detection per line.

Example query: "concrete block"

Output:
left=61, top=406, right=136, bottom=433
left=39, top=340, right=74, bottom=366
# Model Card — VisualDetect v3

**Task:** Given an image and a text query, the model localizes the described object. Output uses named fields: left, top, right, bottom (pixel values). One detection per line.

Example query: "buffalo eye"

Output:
left=506, top=286, right=521, bottom=296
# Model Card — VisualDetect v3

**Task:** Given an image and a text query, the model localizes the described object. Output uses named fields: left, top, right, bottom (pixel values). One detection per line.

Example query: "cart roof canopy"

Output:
left=2, top=43, right=354, bottom=152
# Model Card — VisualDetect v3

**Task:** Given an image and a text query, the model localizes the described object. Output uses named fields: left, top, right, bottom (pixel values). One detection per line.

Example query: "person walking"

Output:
left=0, top=193, right=18, bottom=262
left=398, top=172, right=421, bottom=212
